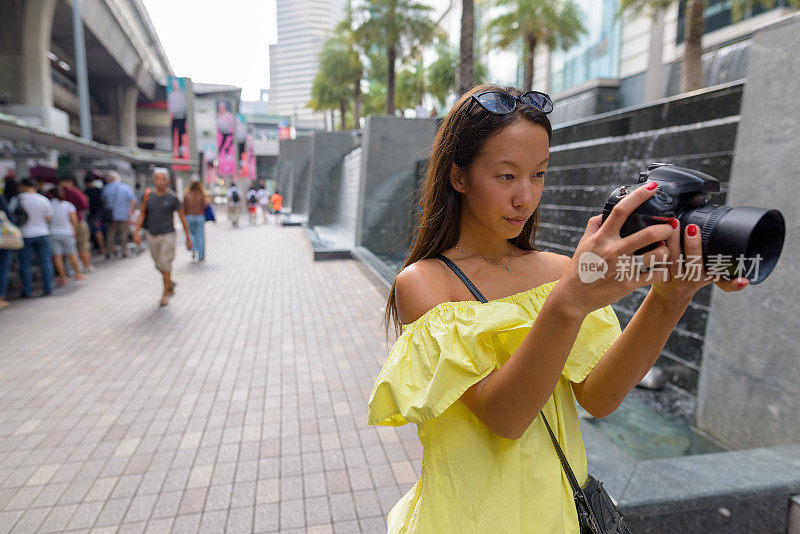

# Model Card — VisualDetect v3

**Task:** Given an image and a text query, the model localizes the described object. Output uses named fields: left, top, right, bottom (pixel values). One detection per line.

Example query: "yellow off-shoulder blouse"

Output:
left=367, top=280, right=622, bottom=533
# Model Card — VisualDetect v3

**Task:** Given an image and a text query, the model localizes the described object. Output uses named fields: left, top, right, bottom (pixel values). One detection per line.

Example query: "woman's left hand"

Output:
left=649, top=219, right=749, bottom=305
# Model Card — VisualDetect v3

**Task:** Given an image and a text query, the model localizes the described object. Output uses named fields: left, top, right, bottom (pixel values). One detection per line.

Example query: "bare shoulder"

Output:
left=533, top=250, right=572, bottom=279
left=394, top=258, right=453, bottom=325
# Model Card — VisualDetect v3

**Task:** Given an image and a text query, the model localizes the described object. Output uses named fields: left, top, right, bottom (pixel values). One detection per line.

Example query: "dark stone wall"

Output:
left=357, top=116, right=438, bottom=262
left=276, top=136, right=313, bottom=216
left=307, top=131, right=360, bottom=227
left=549, top=83, right=621, bottom=126
left=541, top=82, right=744, bottom=395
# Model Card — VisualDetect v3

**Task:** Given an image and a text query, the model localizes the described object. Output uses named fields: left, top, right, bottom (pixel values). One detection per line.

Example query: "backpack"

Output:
left=231, top=189, right=240, bottom=203
left=13, top=199, right=28, bottom=227
left=247, top=191, right=257, bottom=205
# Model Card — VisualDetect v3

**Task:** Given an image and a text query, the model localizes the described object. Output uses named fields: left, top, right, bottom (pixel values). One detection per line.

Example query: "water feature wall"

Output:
left=275, top=136, right=313, bottom=219
left=695, top=15, right=800, bottom=449
left=334, top=147, right=363, bottom=243
left=355, top=116, right=438, bottom=260
left=542, top=82, right=743, bottom=396
left=306, top=131, right=360, bottom=229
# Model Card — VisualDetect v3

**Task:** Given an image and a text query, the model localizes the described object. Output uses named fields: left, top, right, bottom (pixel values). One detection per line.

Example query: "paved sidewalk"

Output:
left=0, top=219, right=420, bottom=533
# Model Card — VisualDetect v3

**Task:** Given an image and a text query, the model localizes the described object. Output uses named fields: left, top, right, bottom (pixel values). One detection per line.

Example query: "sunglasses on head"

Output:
left=468, top=90, right=554, bottom=115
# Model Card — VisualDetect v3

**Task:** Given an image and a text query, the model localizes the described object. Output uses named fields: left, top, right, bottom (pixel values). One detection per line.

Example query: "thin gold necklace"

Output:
left=455, top=241, right=513, bottom=275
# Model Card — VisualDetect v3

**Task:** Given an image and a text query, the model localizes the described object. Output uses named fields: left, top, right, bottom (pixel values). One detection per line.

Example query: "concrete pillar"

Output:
left=22, top=0, right=57, bottom=109
left=0, top=0, right=66, bottom=133
left=117, top=86, right=139, bottom=148
left=0, top=0, right=25, bottom=103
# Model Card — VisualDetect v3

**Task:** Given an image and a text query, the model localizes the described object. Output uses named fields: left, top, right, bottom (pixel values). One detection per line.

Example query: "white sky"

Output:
left=142, top=0, right=277, bottom=101
left=142, top=0, right=517, bottom=103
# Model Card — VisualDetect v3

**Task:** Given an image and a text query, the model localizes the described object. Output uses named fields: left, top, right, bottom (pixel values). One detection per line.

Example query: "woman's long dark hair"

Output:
left=383, top=83, right=553, bottom=338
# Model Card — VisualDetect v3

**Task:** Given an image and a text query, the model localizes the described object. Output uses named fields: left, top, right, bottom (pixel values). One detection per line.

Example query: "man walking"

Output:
left=132, top=168, right=192, bottom=307
left=9, top=178, right=54, bottom=297
left=101, top=171, right=136, bottom=258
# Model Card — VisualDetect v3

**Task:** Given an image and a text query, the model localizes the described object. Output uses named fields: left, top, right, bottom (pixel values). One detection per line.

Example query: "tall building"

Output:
left=268, top=0, right=349, bottom=130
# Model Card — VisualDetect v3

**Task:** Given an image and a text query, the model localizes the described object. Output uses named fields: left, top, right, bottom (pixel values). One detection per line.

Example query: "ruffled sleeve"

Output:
left=367, top=299, right=623, bottom=426
left=562, top=304, right=622, bottom=383
left=367, top=302, right=531, bottom=427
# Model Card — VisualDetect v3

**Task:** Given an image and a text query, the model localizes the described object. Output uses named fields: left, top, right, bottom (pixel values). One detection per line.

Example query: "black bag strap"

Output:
left=433, top=254, right=488, bottom=303
left=434, top=253, right=590, bottom=502
left=540, top=412, right=584, bottom=495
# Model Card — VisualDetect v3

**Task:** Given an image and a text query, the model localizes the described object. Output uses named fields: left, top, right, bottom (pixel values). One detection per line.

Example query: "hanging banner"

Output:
left=167, top=77, right=194, bottom=171
left=236, top=114, right=249, bottom=178
left=216, top=100, right=236, bottom=176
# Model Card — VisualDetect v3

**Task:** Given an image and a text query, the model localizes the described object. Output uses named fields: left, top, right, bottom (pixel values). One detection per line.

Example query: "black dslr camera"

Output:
left=601, top=163, right=785, bottom=284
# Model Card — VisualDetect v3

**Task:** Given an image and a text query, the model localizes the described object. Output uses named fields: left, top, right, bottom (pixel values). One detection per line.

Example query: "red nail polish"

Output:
left=659, top=241, right=666, bottom=247
left=737, top=280, right=749, bottom=288
left=646, top=182, right=658, bottom=190
left=669, top=219, right=678, bottom=229
left=687, top=224, right=698, bottom=237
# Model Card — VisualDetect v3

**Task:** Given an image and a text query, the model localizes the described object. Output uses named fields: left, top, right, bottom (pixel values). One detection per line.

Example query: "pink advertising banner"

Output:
left=167, top=77, right=193, bottom=172
left=216, top=100, right=236, bottom=176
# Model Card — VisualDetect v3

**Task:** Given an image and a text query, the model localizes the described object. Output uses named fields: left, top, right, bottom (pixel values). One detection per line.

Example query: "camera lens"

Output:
left=681, top=206, right=785, bottom=284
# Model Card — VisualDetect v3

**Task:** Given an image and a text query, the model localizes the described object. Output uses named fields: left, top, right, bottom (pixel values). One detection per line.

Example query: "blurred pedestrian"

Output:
left=183, top=179, right=208, bottom=262
left=246, top=186, right=258, bottom=224
left=58, top=177, right=93, bottom=273
left=257, top=187, right=270, bottom=223
left=46, top=188, right=86, bottom=285
left=132, top=168, right=192, bottom=307
left=3, top=172, right=18, bottom=203
left=9, top=178, right=54, bottom=297
left=415, top=102, right=427, bottom=118
left=0, top=194, right=15, bottom=310
left=101, top=171, right=136, bottom=259
left=84, top=178, right=107, bottom=256
left=227, top=183, right=242, bottom=228
left=270, top=190, right=283, bottom=225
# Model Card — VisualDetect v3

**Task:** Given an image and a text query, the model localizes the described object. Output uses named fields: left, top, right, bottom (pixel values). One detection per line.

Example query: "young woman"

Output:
left=183, top=180, right=208, bottom=262
left=367, top=84, right=749, bottom=532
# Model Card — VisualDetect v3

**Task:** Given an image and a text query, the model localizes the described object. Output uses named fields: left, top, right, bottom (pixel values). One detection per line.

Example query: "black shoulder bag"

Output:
left=433, top=254, right=632, bottom=534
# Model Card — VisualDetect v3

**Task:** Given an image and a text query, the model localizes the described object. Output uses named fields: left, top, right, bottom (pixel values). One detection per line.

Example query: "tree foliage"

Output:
left=354, top=0, right=438, bottom=114
left=484, top=0, right=585, bottom=91
left=308, top=17, right=363, bottom=129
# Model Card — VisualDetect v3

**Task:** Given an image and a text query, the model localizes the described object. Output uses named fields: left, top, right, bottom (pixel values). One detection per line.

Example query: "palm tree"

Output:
left=621, top=0, right=800, bottom=92
left=354, top=0, right=438, bottom=115
left=308, top=73, right=346, bottom=130
left=457, top=0, right=475, bottom=95
left=485, top=0, right=585, bottom=91
left=308, top=33, right=360, bottom=129
left=334, top=9, right=365, bottom=128
left=428, top=43, right=488, bottom=109
left=396, top=57, right=427, bottom=111
left=362, top=48, right=389, bottom=116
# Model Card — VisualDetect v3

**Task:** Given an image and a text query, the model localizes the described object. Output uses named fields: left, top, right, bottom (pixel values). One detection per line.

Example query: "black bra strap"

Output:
left=433, top=254, right=488, bottom=303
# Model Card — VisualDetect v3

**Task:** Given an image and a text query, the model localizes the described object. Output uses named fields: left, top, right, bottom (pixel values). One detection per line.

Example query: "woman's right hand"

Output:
left=552, top=181, right=677, bottom=316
